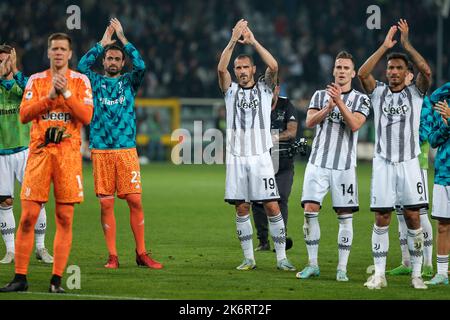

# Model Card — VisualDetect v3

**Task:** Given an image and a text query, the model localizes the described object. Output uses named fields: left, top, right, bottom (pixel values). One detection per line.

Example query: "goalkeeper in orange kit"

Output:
left=0, top=33, right=93, bottom=293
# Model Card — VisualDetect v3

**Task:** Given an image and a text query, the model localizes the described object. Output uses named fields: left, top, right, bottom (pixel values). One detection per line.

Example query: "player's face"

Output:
left=386, top=59, right=408, bottom=87
left=103, top=50, right=125, bottom=76
left=48, top=40, right=72, bottom=69
left=234, top=57, right=256, bottom=87
left=333, top=58, right=355, bottom=86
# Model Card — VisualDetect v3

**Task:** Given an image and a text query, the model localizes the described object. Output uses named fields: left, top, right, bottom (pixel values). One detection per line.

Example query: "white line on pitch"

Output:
left=19, top=291, right=166, bottom=300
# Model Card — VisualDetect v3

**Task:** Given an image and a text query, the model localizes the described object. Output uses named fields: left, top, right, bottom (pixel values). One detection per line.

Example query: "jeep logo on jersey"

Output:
left=382, top=103, right=409, bottom=116
left=41, top=111, right=72, bottom=122
left=327, top=109, right=344, bottom=123
left=238, top=98, right=259, bottom=110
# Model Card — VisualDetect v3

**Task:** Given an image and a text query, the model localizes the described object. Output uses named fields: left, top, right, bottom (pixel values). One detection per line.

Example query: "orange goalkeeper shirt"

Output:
left=19, top=69, right=93, bottom=152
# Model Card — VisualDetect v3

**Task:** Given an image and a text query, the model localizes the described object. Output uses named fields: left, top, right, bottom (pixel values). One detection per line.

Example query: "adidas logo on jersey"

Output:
left=348, top=199, right=354, bottom=204
left=270, top=192, right=276, bottom=197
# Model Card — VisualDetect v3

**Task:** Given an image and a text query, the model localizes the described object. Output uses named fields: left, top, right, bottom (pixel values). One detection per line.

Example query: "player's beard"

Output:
left=239, top=74, right=252, bottom=87
left=106, top=66, right=121, bottom=76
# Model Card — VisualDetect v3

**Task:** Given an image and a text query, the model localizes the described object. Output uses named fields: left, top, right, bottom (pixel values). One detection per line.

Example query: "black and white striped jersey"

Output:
left=370, top=81, right=423, bottom=163
left=308, top=89, right=371, bottom=170
left=224, top=79, right=274, bottom=156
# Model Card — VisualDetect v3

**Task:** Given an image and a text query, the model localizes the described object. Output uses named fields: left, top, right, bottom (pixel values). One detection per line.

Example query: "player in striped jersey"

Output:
left=0, top=45, right=53, bottom=265
left=218, top=19, right=295, bottom=271
left=297, top=51, right=370, bottom=282
left=358, top=20, right=432, bottom=290
left=388, top=64, right=434, bottom=277
left=424, top=83, right=450, bottom=286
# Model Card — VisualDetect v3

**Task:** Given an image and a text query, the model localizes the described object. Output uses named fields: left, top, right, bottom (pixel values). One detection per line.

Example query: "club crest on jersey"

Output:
left=41, top=111, right=72, bottom=122
left=238, top=98, right=259, bottom=110
left=276, top=111, right=285, bottom=121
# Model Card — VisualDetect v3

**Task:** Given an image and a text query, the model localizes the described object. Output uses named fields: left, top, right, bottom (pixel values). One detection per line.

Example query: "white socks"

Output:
left=303, top=212, right=320, bottom=267
left=337, top=214, right=353, bottom=272
left=397, top=207, right=433, bottom=268
left=268, top=213, right=286, bottom=261
left=0, top=206, right=15, bottom=253
left=34, top=205, right=47, bottom=250
left=372, top=224, right=389, bottom=276
left=236, top=214, right=254, bottom=261
left=396, top=210, right=411, bottom=267
left=419, top=209, right=433, bottom=267
left=437, top=255, right=449, bottom=277
left=407, top=228, right=424, bottom=278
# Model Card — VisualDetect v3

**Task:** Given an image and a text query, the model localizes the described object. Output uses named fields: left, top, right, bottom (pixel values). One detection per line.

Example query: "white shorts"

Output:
left=301, top=162, right=359, bottom=212
left=431, top=184, right=450, bottom=220
left=395, top=169, right=429, bottom=208
left=370, top=156, right=428, bottom=211
left=0, top=148, right=29, bottom=198
left=225, top=151, right=280, bottom=204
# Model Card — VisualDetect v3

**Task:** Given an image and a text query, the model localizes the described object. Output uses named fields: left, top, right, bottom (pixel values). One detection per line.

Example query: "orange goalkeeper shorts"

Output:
left=91, top=148, right=142, bottom=197
left=21, top=145, right=84, bottom=203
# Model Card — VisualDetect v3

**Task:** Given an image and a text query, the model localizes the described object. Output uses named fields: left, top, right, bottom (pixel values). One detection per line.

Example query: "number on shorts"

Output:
left=263, top=178, right=275, bottom=190
left=341, top=184, right=354, bottom=196
left=416, top=182, right=423, bottom=194
left=131, top=171, right=141, bottom=184
left=76, top=175, right=82, bottom=190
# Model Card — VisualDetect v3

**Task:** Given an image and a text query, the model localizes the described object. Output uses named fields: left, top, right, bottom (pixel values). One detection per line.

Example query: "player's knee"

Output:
left=236, top=202, right=250, bottom=215
left=19, top=215, right=35, bottom=233
left=125, top=194, right=143, bottom=211
left=99, top=197, right=115, bottom=213
left=304, top=203, right=320, bottom=213
left=0, top=197, right=13, bottom=207
left=263, top=201, right=280, bottom=216
left=437, top=221, right=450, bottom=234
left=375, top=212, right=391, bottom=226
left=56, top=213, right=73, bottom=230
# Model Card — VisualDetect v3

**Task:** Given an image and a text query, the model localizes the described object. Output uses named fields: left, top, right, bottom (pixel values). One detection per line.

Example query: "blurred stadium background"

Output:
left=0, top=0, right=449, bottom=300
left=1, top=0, right=449, bottom=163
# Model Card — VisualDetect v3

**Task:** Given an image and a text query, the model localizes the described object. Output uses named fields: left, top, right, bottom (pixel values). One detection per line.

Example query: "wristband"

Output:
left=63, top=90, right=72, bottom=99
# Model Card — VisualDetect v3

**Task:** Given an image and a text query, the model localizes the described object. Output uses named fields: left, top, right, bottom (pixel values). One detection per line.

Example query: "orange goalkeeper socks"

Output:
left=99, top=197, right=117, bottom=256
left=52, top=203, right=74, bottom=277
left=15, top=200, right=42, bottom=275
left=125, top=194, right=146, bottom=255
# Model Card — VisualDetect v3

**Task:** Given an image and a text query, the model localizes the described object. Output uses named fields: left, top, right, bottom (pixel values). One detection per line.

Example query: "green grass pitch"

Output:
left=0, top=162, right=447, bottom=300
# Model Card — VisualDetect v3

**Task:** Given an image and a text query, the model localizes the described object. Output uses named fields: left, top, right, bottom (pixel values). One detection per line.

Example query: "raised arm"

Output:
left=358, top=26, right=398, bottom=94
left=240, top=26, right=278, bottom=89
left=77, top=25, right=115, bottom=76
left=9, top=48, right=29, bottom=89
left=398, top=19, right=432, bottom=93
left=217, top=19, right=247, bottom=93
